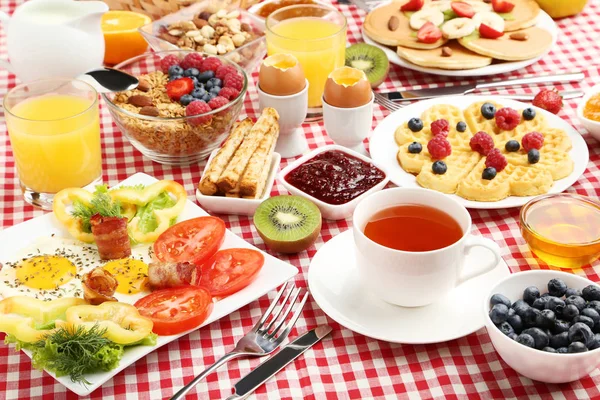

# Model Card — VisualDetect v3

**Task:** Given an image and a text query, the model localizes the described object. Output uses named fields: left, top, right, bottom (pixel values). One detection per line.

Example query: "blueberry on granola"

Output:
left=198, top=70, right=215, bottom=83
left=206, top=78, right=222, bottom=90
left=192, top=88, right=207, bottom=99
left=183, top=68, right=200, bottom=78
left=168, top=65, right=184, bottom=78
left=179, top=94, right=194, bottom=106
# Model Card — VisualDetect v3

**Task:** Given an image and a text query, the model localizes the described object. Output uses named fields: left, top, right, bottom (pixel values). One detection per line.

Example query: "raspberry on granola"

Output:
left=223, top=73, right=243, bottom=91
left=201, top=57, right=222, bottom=73
left=161, top=55, right=181, bottom=73
left=216, top=65, right=238, bottom=81
left=218, top=87, right=240, bottom=101
left=181, top=53, right=204, bottom=70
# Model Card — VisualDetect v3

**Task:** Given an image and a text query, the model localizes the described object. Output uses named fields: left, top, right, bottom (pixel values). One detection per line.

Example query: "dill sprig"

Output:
left=71, top=185, right=122, bottom=233
left=29, top=324, right=124, bottom=385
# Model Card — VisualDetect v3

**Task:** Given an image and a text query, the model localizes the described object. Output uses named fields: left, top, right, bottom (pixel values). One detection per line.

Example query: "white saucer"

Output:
left=308, top=231, right=510, bottom=344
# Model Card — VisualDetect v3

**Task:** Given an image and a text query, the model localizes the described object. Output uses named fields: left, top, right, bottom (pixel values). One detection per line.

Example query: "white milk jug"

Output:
left=0, top=0, right=108, bottom=83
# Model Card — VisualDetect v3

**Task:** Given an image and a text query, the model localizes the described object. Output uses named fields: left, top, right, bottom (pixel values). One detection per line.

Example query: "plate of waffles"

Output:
left=362, top=0, right=557, bottom=77
left=368, top=96, right=589, bottom=209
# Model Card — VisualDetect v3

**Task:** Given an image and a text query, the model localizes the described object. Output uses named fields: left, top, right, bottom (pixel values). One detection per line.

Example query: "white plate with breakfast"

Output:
left=369, top=95, right=589, bottom=209
left=0, top=172, right=298, bottom=396
left=308, top=230, right=510, bottom=344
left=362, top=0, right=557, bottom=77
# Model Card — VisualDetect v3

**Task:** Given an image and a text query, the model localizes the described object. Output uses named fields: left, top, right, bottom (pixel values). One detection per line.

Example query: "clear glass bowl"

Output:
left=520, top=193, right=600, bottom=268
left=139, top=1, right=267, bottom=74
left=102, top=50, right=248, bottom=165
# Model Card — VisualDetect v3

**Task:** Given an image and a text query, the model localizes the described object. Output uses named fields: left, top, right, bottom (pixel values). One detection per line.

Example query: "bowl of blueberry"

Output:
left=485, top=270, right=600, bottom=383
left=103, top=50, right=248, bottom=165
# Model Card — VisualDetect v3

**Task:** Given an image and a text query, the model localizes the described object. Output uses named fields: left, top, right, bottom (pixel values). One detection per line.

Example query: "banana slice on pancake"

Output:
left=472, top=11, right=505, bottom=31
left=442, top=18, right=476, bottom=39
left=410, top=8, right=445, bottom=30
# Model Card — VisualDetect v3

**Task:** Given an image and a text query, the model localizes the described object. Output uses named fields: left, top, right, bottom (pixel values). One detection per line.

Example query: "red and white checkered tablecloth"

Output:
left=2, top=0, right=600, bottom=398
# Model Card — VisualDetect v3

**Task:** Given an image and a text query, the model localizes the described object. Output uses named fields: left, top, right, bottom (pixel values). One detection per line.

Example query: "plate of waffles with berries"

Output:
left=368, top=95, right=589, bottom=209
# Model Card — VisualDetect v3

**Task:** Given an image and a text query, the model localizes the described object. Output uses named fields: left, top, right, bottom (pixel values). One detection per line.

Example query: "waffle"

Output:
left=396, top=101, right=574, bottom=202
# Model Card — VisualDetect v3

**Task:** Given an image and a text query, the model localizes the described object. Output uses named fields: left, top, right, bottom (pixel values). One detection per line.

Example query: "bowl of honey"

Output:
left=577, top=84, right=600, bottom=142
left=520, top=193, right=600, bottom=268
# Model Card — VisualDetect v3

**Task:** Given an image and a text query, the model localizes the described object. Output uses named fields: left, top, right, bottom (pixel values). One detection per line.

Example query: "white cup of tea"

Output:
left=353, top=187, right=502, bottom=307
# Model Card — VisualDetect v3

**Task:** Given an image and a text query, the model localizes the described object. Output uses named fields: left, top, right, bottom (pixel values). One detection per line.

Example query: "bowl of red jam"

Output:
left=278, top=145, right=389, bottom=220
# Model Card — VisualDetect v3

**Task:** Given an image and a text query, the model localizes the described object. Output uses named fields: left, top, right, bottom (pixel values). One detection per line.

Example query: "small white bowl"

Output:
left=484, top=270, right=600, bottom=384
left=576, top=84, right=600, bottom=142
left=196, top=149, right=281, bottom=216
left=278, top=144, right=389, bottom=220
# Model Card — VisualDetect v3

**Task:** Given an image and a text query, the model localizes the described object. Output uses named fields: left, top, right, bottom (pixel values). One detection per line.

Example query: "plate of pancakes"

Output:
left=362, top=0, right=557, bottom=77
left=369, top=96, right=589, bottom=209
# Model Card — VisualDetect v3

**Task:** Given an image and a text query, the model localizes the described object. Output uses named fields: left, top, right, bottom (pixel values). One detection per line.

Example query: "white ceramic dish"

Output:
left=196, top=149, right=281, bottom=215
left=247, top=0, right=331, bottom=30
left=485, top=270, right=600, bottom=383
left=362, top=3, right=557, bottom=77
left=0, top=172, right=298, bottom=396
left=308, top=230, right=510, bottom=344
left=277, top=144, right=389, bottom=220
left=576, top=83, right=600, bottom=142
left=369, top=95, right=589, bottom=210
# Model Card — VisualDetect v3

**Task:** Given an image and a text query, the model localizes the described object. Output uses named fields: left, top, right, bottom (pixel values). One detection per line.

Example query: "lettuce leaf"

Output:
left=135, top=191, right=177, bottom=234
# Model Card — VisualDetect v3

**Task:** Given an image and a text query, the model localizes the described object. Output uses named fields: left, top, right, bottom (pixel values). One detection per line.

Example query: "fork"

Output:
left=373, top=91, right=404, bottom=112
left=170, top=282, right=308, bottom=400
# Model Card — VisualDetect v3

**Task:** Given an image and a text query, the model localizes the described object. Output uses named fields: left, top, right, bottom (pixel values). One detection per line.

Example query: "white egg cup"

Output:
left=257, top=79, right=309, bottom=159
left=322, top=93, right=374, bottom=156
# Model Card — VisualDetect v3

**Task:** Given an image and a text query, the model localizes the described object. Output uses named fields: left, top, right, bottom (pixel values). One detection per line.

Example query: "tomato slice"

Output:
left=153, top=216, right=226, bottom=265
left=417, top=22, right=443, bottom=44
left=134, top=286, right=214, bottom=336
left=479, top=23, right=504, bottom=39
left=198, top=248, right=265, bottom=297
left=451, top=1, right=475, bottom=18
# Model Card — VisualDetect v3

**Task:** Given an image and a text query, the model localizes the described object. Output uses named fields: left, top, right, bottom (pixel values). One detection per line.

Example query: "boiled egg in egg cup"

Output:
left=258, top=53, right=309, bottom=158
left=322, top=66, right=374, bottom=156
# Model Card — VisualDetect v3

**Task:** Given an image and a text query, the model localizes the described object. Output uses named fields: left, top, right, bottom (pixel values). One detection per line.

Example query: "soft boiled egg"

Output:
left=0, top=236, right=153, bottom=303
left=323, top=66, right=372, bottom=108
left=259, top=53, right=306, bottom=96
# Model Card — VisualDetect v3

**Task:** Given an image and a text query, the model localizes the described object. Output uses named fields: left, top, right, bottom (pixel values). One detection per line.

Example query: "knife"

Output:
left=380, top=89, right=585, bottom=102
left=225, top=326, right=333, bottom=400
left=380, top=71, right=585, bottom=101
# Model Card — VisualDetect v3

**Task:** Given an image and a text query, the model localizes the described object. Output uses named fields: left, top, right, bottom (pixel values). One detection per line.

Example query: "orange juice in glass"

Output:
left=4, top=79, right=102, bottom=210
left=266, top=5, right=347, bottom=120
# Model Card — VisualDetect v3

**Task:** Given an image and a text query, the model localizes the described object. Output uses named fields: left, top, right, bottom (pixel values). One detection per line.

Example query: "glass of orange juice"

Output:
left=4, top=79, right=102, bottom=210
left=266, top=4, right=347, bottom=121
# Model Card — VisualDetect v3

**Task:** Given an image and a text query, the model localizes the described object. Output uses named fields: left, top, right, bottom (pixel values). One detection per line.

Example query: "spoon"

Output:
left=76, top=67, right=139, bottom=93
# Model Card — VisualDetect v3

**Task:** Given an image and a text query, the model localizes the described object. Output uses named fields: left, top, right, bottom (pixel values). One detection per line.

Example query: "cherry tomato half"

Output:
left=198, top=248, right=265, bottom=297
left=134, top=286, right=214, bottom=336
left=153, top=216, right=226, bottom=265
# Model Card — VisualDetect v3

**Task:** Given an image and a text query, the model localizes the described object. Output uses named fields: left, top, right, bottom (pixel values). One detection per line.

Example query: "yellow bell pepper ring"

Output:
left=0, top=296, right=87, bottom=343
left=110, top=180, right=187, bottom=244
left=63, top=302, right=153, bottom=345
left=52, top=188, right=96, bottom=243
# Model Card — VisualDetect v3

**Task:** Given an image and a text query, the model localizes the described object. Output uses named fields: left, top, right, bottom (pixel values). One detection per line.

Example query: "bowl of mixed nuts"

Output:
left=103, top=50, right=248, bottom=165
left=139, top=1, right=266, bottom=74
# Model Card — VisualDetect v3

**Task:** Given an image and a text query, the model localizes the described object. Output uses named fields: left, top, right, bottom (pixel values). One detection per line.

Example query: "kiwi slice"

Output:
left=253, top=195, right=322, bottom=254
left=345, top=43, right=390, bottom=88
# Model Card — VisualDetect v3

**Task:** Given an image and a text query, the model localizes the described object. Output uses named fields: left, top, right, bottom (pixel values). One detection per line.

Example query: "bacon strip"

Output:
left=82, top=267, right=118, bottom=305
left=147, top=261, right=200, bottom=289
left=90, top=214, right=131, bottom=260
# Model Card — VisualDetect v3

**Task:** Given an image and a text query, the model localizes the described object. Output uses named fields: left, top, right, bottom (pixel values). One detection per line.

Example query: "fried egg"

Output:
left=0, top=236, right=153, bottom=303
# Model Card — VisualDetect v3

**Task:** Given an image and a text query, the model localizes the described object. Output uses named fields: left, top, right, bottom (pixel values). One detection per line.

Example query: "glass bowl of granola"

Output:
left=139, top=1, right=266, bottom=74
left=103, top=50, right=248, bottom=165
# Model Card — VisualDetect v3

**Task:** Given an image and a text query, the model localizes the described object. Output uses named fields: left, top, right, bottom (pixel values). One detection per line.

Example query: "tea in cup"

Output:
left=353, top=188, right=501, bottom=307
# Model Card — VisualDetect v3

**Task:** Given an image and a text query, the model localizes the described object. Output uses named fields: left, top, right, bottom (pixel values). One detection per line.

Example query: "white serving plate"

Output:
left=369, top=95, right=589, bottom=209
left=196, top=149, right=281, bottom=216
left=278, top=144, right=390, bottom=220
left=362, top=3, right=557, bottom=77
left=0, top=172, right=298, bottom=396
left=308, top=230, right=510, bottom=344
